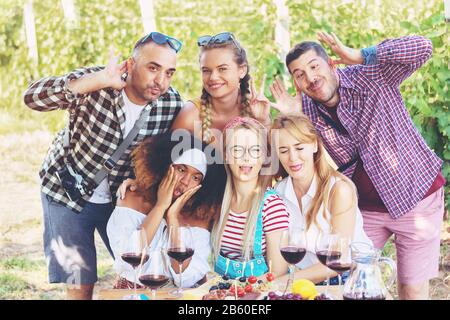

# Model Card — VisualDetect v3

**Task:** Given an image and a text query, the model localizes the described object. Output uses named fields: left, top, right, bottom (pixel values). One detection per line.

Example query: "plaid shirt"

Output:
left=302, top=36, right=443, bottom=219
left=24, top=66, right=183, bottom=213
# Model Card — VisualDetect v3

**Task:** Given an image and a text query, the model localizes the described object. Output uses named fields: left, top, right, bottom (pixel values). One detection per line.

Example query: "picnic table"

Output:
left=97, top=277, right=393, bottom=300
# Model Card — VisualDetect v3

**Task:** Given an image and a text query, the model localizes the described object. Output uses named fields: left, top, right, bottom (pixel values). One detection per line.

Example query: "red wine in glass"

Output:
left=280, top=246, right=307, bottom=265
left=139, top=274, right=169, bottom=289
left=167, top=248, right=195, bottom=263
left=121, top=253, right=149, bottom=268
left=325, top=261, right=352, bottom=274
left=316, top=250, right=341, bottom=266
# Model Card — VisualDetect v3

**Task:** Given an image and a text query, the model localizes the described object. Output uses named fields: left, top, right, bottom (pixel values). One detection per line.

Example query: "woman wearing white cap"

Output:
left=107, top=131, right=226, bottom=289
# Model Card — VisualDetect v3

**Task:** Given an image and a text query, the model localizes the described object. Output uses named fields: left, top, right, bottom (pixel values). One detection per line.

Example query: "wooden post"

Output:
left=273, top=0, right=291, bottom=64
left=445, top=0, right=450, bottom=23
left=24, top=0, right=38, bottom=64
left=139, top=0, right=156, bottom=34
left=61, top=0, right=77, bottom=23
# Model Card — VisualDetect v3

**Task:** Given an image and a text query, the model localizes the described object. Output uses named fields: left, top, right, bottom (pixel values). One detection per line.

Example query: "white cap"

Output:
left=172, top=148, right=207, bottom=177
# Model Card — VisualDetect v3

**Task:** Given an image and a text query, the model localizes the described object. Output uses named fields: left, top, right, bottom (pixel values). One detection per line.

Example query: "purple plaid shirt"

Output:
left=302, top=36, right=443, bottom=219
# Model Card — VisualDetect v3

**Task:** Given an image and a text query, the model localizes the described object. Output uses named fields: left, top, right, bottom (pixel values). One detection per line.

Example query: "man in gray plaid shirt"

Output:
left=23, top=32, right=183, bottom=299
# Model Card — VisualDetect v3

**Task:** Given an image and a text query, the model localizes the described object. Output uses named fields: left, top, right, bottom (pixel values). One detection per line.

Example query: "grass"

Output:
left=0, top=110, right=64, bottom=136
left=0, top=257, right=40, bottom=271
left=0, top=273, right=34, bottom=299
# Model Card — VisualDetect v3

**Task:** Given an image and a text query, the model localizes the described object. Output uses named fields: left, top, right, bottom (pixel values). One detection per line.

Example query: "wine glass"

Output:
left=138, top=249, right=170, bottom=300
left=325, top=234, right=352, bottom=293
left=167, top=225, right=194, bottom=297
left=119, top=228, right=149, bottom=300
left=315, top=232, right=341, bottom=298
left=279, top=227, right=307, bottom=293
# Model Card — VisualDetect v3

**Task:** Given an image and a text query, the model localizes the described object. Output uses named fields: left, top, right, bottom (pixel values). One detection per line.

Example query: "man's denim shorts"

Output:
left=41, top=193, right=114, bottom=285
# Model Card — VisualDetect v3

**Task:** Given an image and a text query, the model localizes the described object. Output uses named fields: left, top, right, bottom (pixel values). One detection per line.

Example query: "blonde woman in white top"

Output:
left=270, top=114, right=372, bottom=284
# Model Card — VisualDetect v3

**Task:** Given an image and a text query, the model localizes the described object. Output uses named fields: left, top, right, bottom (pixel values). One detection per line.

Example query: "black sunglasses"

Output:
left=197, top=32, right=240, bottom=49
left=137, top=32, right=182, bottom=53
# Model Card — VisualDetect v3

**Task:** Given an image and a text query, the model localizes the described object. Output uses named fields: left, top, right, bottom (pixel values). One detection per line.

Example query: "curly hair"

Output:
left=198, top=36, right=252, bottom=143
left=131, top=131, right=226, bottom=225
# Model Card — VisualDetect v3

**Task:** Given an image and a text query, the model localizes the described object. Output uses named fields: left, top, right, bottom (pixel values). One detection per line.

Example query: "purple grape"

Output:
left=286, top=293, right=294, bottom=300
left=268, top=291, right=277, bottom=298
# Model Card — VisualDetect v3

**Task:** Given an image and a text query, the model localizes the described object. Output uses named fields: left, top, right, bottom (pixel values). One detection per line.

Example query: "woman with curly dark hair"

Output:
left=107, top=131, right=226, bottom=289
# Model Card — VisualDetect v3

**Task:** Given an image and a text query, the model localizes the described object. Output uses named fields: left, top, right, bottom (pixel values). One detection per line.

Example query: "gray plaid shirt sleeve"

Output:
left=23, top=66, right=105, bottom=112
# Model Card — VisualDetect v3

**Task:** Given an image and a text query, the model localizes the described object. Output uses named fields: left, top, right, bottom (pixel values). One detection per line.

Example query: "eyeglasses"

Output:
left=137, top=32, right=182, bottom=53
left=229, top=145, right=263, bottom=159
left=197, top=32, right=240, bottom=49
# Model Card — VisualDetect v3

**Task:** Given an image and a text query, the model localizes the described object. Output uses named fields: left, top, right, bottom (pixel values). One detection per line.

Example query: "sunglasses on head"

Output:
left=137, top=32, right=182, bottom=53
left=197, top=32, right=240, bottom=48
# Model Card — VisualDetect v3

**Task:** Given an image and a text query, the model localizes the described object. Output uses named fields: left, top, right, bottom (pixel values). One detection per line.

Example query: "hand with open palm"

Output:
left=269, top=76, right=303, bottom=116
left=317, top=31, right=364, bottom=66
left=101, top=48, right=128, bottom=90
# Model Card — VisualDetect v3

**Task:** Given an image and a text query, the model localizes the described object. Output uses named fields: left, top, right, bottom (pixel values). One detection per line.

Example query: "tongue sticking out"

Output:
left=240, top=166, right=252, bottom=174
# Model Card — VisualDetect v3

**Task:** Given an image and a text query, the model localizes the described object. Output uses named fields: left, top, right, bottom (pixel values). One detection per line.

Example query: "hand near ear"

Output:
left=102, top=47, right=128, bottom=90
left=317, top=31, right=364, bottom=66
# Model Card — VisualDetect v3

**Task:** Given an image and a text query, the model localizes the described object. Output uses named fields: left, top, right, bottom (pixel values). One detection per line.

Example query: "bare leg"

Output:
left=398, top=281, right=429, bottom=300
left=66, top=284, right=95, bottom=300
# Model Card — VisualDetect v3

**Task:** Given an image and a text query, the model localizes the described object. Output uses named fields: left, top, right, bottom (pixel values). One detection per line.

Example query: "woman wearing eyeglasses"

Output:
left=211, top=117, right=289, bottom=279
left=172, top=32, right=272, bottom=145
left=270, top=114, right=372, bottom=284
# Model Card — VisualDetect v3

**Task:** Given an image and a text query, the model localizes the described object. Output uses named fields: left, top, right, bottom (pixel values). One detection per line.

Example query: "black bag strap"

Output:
left=314, top=104, right=357, bottom=173
left=62, top=103, right=154, bottom=185
left=337, top=156, right=358, bottom=173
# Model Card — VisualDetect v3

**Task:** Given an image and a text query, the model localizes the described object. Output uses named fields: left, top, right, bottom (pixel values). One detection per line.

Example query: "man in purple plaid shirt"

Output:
left=270, top=32, right=445, bottom=299
left=24, top=32, right=183, bottom=299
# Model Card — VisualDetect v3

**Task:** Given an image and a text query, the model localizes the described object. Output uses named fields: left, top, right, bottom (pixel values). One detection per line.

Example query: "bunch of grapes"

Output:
left=314, top=293, right=332, bottom=300
left=265, top=291, right=303, bottom=300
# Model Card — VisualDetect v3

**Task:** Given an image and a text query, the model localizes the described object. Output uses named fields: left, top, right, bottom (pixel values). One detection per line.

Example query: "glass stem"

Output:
left=134, top=268, right=138, bottom=299
left=325, top=268, right=330, bottom=296
left=337, top=273, right=342, bottom=298
left=284, top=264, right=294, bottom=295
left=151, top=289, right=156, bottom=300
left=179, top=263, right=183, bottom=293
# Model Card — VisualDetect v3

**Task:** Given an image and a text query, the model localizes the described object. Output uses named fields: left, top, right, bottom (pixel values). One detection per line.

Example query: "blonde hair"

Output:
left=211, top=118, right=272, bottom=261
left=198, top=40, right=252, bottom=143
left=271, top=114, right=357, bottom=230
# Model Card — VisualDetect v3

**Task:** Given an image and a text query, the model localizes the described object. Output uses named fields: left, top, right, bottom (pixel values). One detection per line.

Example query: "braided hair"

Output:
left=199, top=38, right=252, bottom=143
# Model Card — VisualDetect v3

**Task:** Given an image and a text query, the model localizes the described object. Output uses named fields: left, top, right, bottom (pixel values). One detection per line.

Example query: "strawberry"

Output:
left=248, top=276, right=257, bottom=284
left=266, top=272, right=274, bottom=282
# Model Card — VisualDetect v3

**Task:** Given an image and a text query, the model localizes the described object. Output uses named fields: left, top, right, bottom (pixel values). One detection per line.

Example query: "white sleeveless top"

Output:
left=274, top=175, right=372, bottom=269
left=106, top=206, right=212, bottom=288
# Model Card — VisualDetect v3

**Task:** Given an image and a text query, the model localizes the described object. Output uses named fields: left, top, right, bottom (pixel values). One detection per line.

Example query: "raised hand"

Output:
left=248, top=75, right=271, bottom=126
left=269, top=76, right=303, bottom=115
left=156, top=165, right=179, bottom=210
left=116, top=178, right=137, bottom=200
left=166, top=184, right=202, bottom=222
left=102, top=48, right=128, bottom=90
left=317, top=31, right=363, bottom=66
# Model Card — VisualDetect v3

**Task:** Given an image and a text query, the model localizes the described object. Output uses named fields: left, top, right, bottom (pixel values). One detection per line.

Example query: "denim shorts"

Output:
left=41, top=193, right=114, bottom=285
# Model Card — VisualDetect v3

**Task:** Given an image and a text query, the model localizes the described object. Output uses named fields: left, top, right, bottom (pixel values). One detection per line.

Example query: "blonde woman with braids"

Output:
left=212, top=117, right=289, bottom=279
left=271, top=114, right=372, bottom=284
left=172, top=32, right=272, bottom=145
